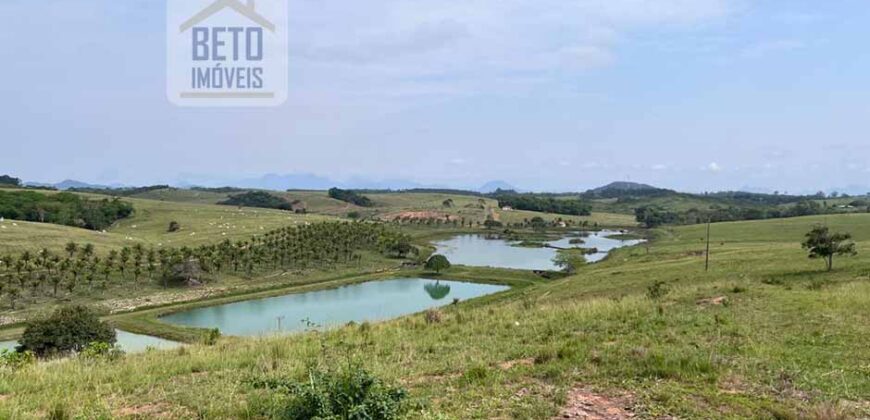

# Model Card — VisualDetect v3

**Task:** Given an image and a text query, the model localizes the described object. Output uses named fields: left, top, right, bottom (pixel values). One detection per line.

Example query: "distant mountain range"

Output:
left=236, top=173, right=337, bottom=191
left=25, top=179, right=126, bottom=190
left=478, top=180, right=517, bottom=193
left=176, top=173, right=517, bottom=194
left=24, top=174, right=517, bottom=194
left=24, top=175, right=865, bottom=198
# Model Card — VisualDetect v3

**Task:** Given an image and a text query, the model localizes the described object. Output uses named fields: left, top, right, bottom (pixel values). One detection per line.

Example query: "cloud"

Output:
left=651, top=164, right=668, bottom=171
left=288, top=0, right=734, bottom=98
left=707, top=162, right=723, bottom=172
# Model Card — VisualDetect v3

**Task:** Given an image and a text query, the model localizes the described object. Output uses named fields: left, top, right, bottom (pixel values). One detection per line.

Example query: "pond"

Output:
left=160, top=278, right=508, bottom=336
left=432, top=230, right=644, bottom=270
left=0, top=330, right=182, bottom=354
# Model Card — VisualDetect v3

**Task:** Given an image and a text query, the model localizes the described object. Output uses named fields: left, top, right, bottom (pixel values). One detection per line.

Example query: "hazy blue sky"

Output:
left=2, top=0, right=869, bottom=193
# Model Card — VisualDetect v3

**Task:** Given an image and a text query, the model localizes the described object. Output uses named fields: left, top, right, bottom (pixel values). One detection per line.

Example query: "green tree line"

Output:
left=0, top=191, right=133, bottom=231
left=493, top=193, right=591, bottom=216
left=634, top=200, right=853, bottom=228
left=328, top=188, right=374, bottom=207
left=218, top=191, right=295, bottom=211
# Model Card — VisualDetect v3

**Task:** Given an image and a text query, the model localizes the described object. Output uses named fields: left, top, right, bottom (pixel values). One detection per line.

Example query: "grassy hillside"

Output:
left=0, top=219, right=130, bottom=255
left=0, top=195, right=333, bottom=254
left=1, top=214, right=867, bottom=418
left=110, top=197, right=332, bottom=247
left=126, top=188, right=232, bottom=205
left=122, top=187, right=638, bottom=227
left=367, top=192, right=636, bottom=227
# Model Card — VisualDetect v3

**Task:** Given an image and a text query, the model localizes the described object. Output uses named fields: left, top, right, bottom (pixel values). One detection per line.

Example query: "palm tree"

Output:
left=50, top=272, right=63, bottom=297
left=119, top=247, right=131, bottom=280
left=31, top=273, right=45, bottom=296
left=101, top=262, right=112, bottom=284
left=40, top=248, right=51, bottom=267
left=82, top=243, right=95, bottom=260
left=7, top=287, right=20, bottom=310
left=65, top=242, right=79, bottom=258
left=146, top=248, right=157, bottom=281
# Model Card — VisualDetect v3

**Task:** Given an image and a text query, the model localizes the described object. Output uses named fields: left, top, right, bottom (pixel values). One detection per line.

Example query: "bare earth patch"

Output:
left=0, top=315, right=22, bottom=327
left=114, top=403, right=172, bottom=418
left=555, top=387, right=635, bottom=419
left=101, top=287, right=231, bottom=314
left=383, top=211, right=457, bottom=221
left=498, top=358, right=535, bottom=370
left=697, top=296, right=727, bottom=306
left=399, top=372, right=461, bottom=387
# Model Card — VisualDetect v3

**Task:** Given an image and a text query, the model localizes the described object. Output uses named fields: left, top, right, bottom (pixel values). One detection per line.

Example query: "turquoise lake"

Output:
left=160, top=278, right=509, bottom=336
left=432, top=230, right=644, bottom=270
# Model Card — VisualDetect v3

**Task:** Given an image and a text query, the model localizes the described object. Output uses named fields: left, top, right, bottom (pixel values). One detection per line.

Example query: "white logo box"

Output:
left=167, top=0, right=288, bottom=107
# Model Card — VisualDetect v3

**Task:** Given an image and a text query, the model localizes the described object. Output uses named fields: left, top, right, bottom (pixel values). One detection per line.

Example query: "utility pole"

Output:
left=705, top=218, right=711, bottom=272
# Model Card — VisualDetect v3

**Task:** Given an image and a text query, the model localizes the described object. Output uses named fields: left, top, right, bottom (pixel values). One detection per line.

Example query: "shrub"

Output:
left=646, top=281, right=670, bottom=300
left=483, top=219, right=503, bottom=229
left=18, top=305, right=115, bottom=357
left=250, top=364, right=408, bottom=420
left=79, top=341, right=125, bottom=361
left=424, top=308, right=443, bottom=324
left=202, top=328, right=221, bottom=345
left=460, top=365, right=491, bottom=386
left=47, top=403, right=70, bottom=420
left=163, top=259, right=206, bottom=287
left=0, top=349, right=35, bottom=370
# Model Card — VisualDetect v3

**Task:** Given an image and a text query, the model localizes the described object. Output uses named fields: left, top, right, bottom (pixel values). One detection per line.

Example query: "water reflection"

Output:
left=424, top=281, right=451, bottom=300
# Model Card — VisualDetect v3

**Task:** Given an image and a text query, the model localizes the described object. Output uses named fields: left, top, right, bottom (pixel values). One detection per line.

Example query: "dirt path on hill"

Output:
left=555, top=387, right=635, bottom=419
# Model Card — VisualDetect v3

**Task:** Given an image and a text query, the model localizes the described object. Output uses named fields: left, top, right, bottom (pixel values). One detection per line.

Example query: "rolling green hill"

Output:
left=1, top=186, right=865, bottom=418
left=0, top=212, right=867, bottom=418
left=0, top=191, right=334, bottom=255
left=122, top=187, right=637, bottom=227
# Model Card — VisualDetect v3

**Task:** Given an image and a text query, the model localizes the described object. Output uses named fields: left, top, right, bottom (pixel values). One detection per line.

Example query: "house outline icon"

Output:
left=179, top=0, right=276, bottom=33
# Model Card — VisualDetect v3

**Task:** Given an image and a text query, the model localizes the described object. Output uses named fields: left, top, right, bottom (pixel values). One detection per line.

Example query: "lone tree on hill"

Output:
left=425, top=254, right=451, bottom=273
left=802, top=225, right=857, bottom=271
